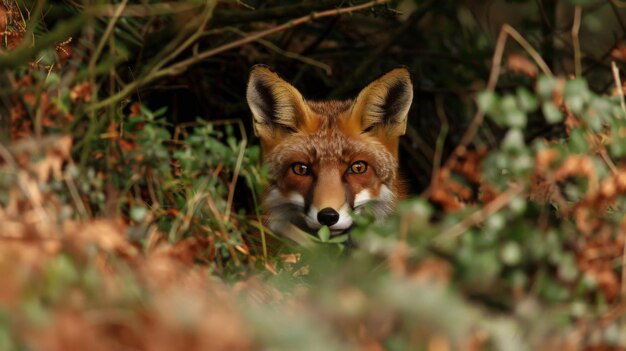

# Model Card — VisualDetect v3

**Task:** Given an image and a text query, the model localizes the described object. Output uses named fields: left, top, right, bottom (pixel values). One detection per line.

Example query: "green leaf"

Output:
left=500, top=95, right=518, bottom=113
left=502, top=128, right=525, bottom=154
left=542, top=102, right=562, bottom=124
left=328, top=234, right=349, bottom=243
left=485, top=213, right=505, bottom=232
left=318, top=226, right=330, bottom=243
left=558, top=254, right=578, bottom=282
left=564, top=78, right=590, bottom=115
left=505, top=109, right=527, bottom=128
left=44, top=72, right=61, bottom=86
left=477, top=90, right=498, bottom=113
left=567, top=0, right=595, bottom=5
left=130, top=206, right=149, bottom=222
left=500, top=241, right=522, bottom=266
left=508, top=196, right=527, bottom=215
left=569, top=128, right=588, bottom=153
left=516, top=87, right=538, bottom=112
left=537, top=75, right=556, bottom=99
left=500, top=95, right=527, bottom=127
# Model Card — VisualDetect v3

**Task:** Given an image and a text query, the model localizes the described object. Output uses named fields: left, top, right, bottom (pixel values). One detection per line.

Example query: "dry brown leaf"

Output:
left=507, top=53, right=537, bottom=78
left=611, top=41, right=626, bottom=62
left=70, top=82, right=92, bottom=103
left=129, top=102, right=142, bottom=118
left=536, top=148, right=560, bottom=171
left=55, top=37, right=73, bottom=63
left=279, top=253, right=300, bottom=264
left=63, top=220, right=137, bottom=256
left=0, top=4, right=8, bottom=32
left=411, top=258, right=451, bottom=286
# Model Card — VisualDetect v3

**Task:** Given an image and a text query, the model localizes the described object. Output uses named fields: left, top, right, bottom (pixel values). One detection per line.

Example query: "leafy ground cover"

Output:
left=3, top=0, right=626, bottom=349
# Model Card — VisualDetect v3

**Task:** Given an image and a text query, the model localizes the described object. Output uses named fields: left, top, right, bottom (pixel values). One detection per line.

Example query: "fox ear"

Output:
left=247, top=65, right=310, bottom=142
left=351, top=67, right=413, bottom=137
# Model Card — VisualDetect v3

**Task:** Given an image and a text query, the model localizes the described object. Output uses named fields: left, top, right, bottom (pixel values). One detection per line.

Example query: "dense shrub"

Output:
left=2, top=0, right=626, bottom=349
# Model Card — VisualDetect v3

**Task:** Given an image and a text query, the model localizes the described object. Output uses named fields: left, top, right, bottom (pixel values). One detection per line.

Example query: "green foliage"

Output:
left=4, top=0, right=626, bottom=349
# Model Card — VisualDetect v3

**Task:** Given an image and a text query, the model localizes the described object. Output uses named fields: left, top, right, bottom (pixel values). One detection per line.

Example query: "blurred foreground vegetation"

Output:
left=3, top=0, right=626, bottom=349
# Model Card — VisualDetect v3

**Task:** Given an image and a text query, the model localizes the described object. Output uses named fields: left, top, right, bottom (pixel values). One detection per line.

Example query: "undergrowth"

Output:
left=3, top=0, right=626, bottom=350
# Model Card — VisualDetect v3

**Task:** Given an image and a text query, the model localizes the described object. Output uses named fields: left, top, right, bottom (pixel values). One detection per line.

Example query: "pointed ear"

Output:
left=350, top=67, right=413, bottom=137
left=246, top=65, right=311, bottom=143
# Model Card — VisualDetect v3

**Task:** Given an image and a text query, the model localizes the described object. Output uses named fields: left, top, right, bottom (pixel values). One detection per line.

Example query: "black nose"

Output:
left=317, top=207, right=339, bottom=226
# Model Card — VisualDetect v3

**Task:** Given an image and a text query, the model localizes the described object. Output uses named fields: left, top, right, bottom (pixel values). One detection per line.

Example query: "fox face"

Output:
left=247, top=65, right=412, bottom=239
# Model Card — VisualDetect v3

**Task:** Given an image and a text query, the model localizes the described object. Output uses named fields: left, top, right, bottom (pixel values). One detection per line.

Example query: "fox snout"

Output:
left=305, top=203, right=353, bottom=235
left=317, top=208, right=339, bottom=226
left=303, top=167, right=354, bottom=233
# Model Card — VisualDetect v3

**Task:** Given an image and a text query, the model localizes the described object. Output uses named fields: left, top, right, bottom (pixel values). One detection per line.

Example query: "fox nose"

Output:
left=317, top=207, right=339, bottom=226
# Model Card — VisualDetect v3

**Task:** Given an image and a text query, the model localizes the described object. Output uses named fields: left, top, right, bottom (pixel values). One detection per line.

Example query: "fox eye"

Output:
left=348, top=161, right=368, bottom=174
left=291, top=162, right=311, bottom=176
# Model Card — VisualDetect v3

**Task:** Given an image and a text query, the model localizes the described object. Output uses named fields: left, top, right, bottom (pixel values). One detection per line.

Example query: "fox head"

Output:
left=247, top=65, right=413, bottom=239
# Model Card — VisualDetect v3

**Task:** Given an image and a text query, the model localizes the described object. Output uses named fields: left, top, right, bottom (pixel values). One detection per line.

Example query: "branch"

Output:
left=82, top=0, right=349, bottom=26
left=211, top=0, right=349, bottom=26
left=572, top=6, right=582, bottom=77
left=432, top=24, right=552, bottom=187
left=330, top=0, right=435, bottom=97
left=434, top=185, right=525, bottom=243
left=613, top=61, right=626, bottom=119
left=160, top=0, right=388, bottom=78
left=88, top=0, right=389, bottom=111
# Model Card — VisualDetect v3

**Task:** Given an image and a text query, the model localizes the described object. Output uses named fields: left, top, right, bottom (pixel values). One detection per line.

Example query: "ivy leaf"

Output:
left=477, top=90, right=498, bottom=114
left=130, top=206, right=148, bottom=222
left=537, top=75, right=556, bottom=100
left=328, top=234, right=349, bottom=243
left=564, top=78, right=590, bottom=115
left=542, top=102, right=562, bottom=124
left=501, top=95, right=527, bottom=128
left=516, top=87, right=538, bottom=112
left=502, top=128, right=526, bottom=154
left=318, top=226, right=330, bottom=243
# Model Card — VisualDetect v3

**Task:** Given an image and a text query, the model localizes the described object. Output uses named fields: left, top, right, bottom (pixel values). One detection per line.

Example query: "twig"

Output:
left=434, top=185, right=525, bottom=242
left=0, top=143, right=17, bottom=168
left=621, top=231, right=626, bottom=298
left=330, top=0, right=435, bottom=97
left=250, top=182, right=268, bottom=262
left=64, top=168, right=91, bottom=219
left=161, top=0, right=388, bottom=78
left=224, top=27, right=332, bottom=74
left=427, top=95, right=449, bottom=197
left=211, top=0, right=348, bottom=26
left=535, top=0, right=553, bottom=30
left=601, top=300, right=626, bottom=329
left=88, top=0, right=389, bottom=111
left=167, top=178, right=210, bottom=241
left=610, top=0, right=626, bottom=36
left=205, top=192, right=241, bottom=266
left=82, top=2, right=203, bottom=17
left=88, top=0, right=128, bottom=76
left=611, top=0, right=626, bottom=8
left=572, top=6, right=582, bottom=77
left=17, top=171, right=50, bottom=228
left=148, top=2, right=218, bottom=79
left=583, top=33, right=626, bottom=76
left=612, top=61, right=626, bottom=119
left=224, top=119, right=247, bottom=222
left=599, top=149, right=618, bottom=175
left=436, top=24, right=553, bottom=181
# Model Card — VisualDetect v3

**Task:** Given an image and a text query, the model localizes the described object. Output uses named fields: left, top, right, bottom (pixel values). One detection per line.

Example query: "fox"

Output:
left=246, top=65, right=413, bottom=243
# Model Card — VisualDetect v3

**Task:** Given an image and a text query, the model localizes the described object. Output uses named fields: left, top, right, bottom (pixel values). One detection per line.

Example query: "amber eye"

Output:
left=291, top=162, right=311, bottom=176
left=348, top=161, right=368, bottom=174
